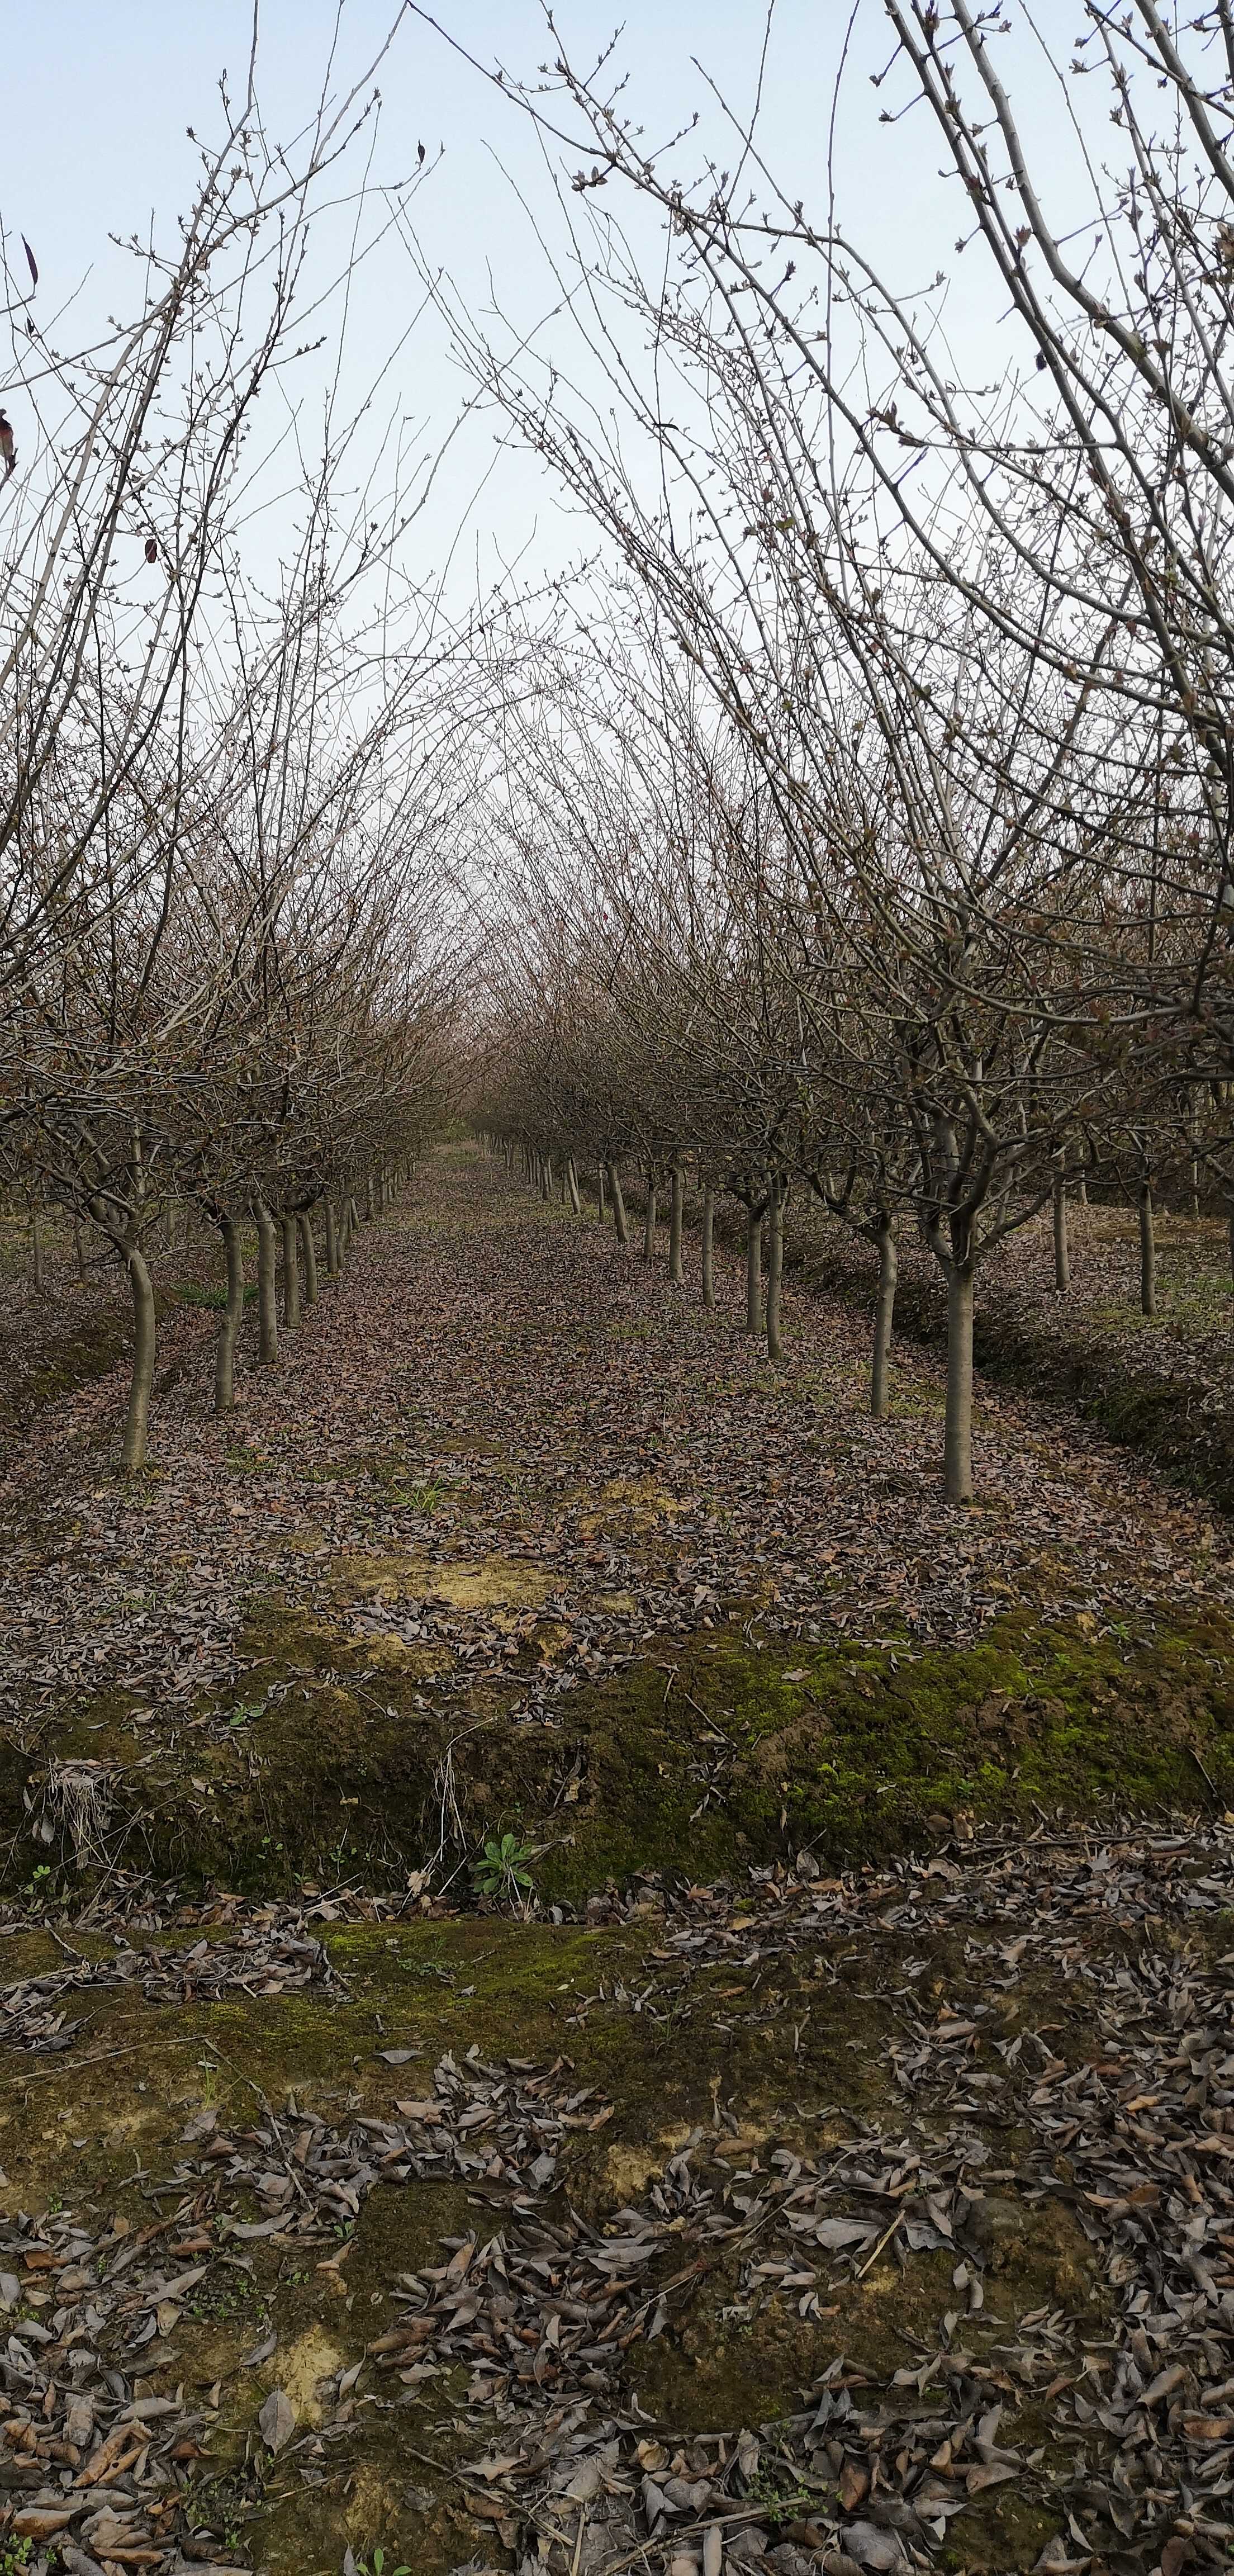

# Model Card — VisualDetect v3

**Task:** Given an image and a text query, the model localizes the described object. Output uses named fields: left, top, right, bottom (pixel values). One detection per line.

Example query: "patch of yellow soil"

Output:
left=580, top=1478, right=686, bottom=1538
left=333, top=1552, right=554, bottom=1617
left=605, top=2127, right=696, bottom=2200
left=265, top=2323, right=347, bottom=2427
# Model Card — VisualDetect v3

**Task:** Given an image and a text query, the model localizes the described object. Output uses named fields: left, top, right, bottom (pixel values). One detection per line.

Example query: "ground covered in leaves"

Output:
left=1, top=1150, right=1232, bottom=2575
left=749, top=1187, right=1234, bottom=1519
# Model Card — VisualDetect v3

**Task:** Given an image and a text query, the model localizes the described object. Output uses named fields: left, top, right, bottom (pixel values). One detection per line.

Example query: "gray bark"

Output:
left=1052, top=1158, right=1070, bottom=1293
left=324, top=1199, right=340, bottom=1280
left=566, top=1158, right=581, bottom=1215
left=668, top=1164, right=685, bottom=1285
left=281, top=1213, right=301, bottom=1329
left=297, top=1210, right=319, bottom=1305
left=598, top=1163, right=607, bottom=1223
left=943, top=1264, right=975, bottom=1504
left=254, top=1200, right=278, bottom=1362
left=765, top=1181, right=785, bottom=1360
left=871, top=1220, right=897, bottom=1418
left=122, top=1246, right=157, bottom=1471
left=215, top=1215, right=244, bottom=1413
left=608, top=1163, right=629, bottom=1248
left=365, top=1171, right=375, bottom=1221
left=1139, top=1181, right=1156, bottom=1318
left=701, top=1188, right=716, bottom=1308
left=642, top=1171, right=657, bottom=1259
left=745, top=1208, right=763, bottom=1335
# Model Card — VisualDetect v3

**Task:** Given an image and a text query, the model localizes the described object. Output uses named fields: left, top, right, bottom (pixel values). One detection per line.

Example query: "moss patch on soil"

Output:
left=0, top=1890, right=1127, bottom=2574
left=6, top=1602, right=1233, bottom=1902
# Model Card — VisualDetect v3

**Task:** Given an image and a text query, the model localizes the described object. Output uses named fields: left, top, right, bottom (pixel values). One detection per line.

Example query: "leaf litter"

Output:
left=3, top=1828, right=1234, bottom=2569
left=2, top=1159, right=1234, bottom=2566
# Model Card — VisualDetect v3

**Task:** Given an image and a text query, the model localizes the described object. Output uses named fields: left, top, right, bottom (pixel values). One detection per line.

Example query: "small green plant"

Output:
left=472, top=1830, right=534, bottom=1906
left=0, top=2540, right=34, bottom=2573
left=406, top=1476, right=445, bottom=1512
left=226, top=1696, right=267, bottom=1729
left=347, top=2550, right=411, bottom=2576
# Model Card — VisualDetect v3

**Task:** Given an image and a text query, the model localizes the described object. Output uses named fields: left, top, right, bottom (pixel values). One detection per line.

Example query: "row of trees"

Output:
left=0, top=25, right=473, bottom=1467
left=468, top=624, right=1226, bottom=1500
left=438, top=3, right=1234, bottom=1502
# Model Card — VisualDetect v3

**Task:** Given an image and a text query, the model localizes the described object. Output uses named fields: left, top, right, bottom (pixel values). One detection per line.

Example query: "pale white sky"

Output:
left=1, top=2, right=1083, bottom=612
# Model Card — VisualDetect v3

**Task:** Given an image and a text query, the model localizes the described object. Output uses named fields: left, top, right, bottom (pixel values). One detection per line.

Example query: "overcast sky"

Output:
left=2, top=2, right=1076, bottom=610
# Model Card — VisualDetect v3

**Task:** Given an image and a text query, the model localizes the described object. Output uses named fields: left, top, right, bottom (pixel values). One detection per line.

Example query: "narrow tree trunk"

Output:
left=701, top=1188, right=716, bottom=1309
left=566, top=1159, right=581, bottom=1215
left=765, top=1181, right=785, bottom=1361
left=642, top=1172, right=657, bottom=1259
left=1077, top=1171, right=1088, bottom=1205
left=365, top=1172, right=375, bottom=1221
left=1139, top=1181, right=1156, bottom=1318
left=668, top=1165, right=685, bottom=1285
left=608, top=1164, right=629, bottom=1248
left=122, top=1245, right=157, bottom=1471
left=215, top=1215, right=244, bottom=1413
left=29, top=1200, right=42, bottom=1291
left=745, top=1208, right=763, bottom=1336
left=1052, top=1158, right=1070, bottom=1294
left=298, top=1211, right=319, bottom=1305
left=943, top=1263, right=975, bottom=1504
left=254, top=1200, right=278, bottom=1362
left=598, top=1164, right=607, bottom=1223
left=871, top=1219, right=897, bottom=1418
left=73, top=1211, right=86, bottom=1284
left=324, top=1199, right=340, bottom=1281
left=281, top=1213, right=301, bottom=1329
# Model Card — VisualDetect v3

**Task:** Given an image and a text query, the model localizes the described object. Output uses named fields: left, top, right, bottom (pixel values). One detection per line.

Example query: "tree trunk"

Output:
left=365, top=1172, right=375, bottom=1221
left=642, top=1171, right=657, bottom=1259
left=668, top=1165, right=685, bottom=1285
left=73, top=1211, right=86, bottom=1284
left=745, top=1208, right=763, bottom=1335
left=943, top=1263, right=975, bottom=1504
left=1052, top=1158, right=1070, bottom=1294
left=871, top=1219, right=897, bottom=1418
left=215, top=1215, right=244, bottom=1413
left=325, top=1199, right=340, bottom=1280
left=122, top=1245, right=157, bottom=1471
left=566, top=1159, right=581, bottom=1215
left=1139, top=1181, right=1156, bottom=1318
left=1077, top=1171, right=1088, bottom=1205
left=1229, top=1208, right=1234, bottom=1291
left=30, top=1200, right=42, bottom=1292
left=298, top=1211, right=319, bottom=1306
left=765, top=1181, right=785, bottom=1361
left=281, top=1213, right=300, bottom=1329
left=608, top=1163, right=629, bottom=1247
left=701, top=1188, right=716, bottom=1308
left=254, top=1200, right=278, bottom=1362
left=598, top=1164, right=607, bottom=1223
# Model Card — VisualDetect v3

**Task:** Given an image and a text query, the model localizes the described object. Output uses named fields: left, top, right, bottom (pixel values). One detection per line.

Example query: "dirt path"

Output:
left=2, top=1145, right=1232, bottom=1896
left=2, top=1152, right=1234, bottom=2574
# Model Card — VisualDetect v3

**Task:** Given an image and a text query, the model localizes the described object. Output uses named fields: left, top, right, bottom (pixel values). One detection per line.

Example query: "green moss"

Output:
left=8, top=1585, right=1232, bottom=1901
